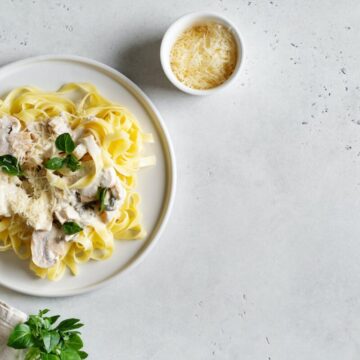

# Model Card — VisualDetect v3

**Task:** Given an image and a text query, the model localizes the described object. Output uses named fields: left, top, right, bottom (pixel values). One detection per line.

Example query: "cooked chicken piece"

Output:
left=48, top=114, right=72, bottom=135
left=54, top=205, right=80, bottom=224
left=111, top=176, right=126, bottom=201
left=0, top=191, right=11, bottom=217
left=53, top=189, right=81, bottom=226
left=72, top=143, right=87, bottom=160
left=22, top=122, right=54, bottom=164
left=0, top=116, right=21, bottom=155
left=8, top=131, right=33, bottom=162
left=16, top=189, right=52, bottom=230
left=0, top=175, right=53, bottom=231
left=100, top=167, right=117, bottom=188
left=0, top=175, right=21, bottom=217
left=31, top=226, right=68, bottom=269
left=26, top=121, right=41, bottom=134
left=80, top=186, right=98, bottom=202
left=79, top=167, right=119, bottom=203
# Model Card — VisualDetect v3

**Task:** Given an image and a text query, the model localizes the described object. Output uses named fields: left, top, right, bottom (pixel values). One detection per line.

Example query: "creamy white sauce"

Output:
left=0, top=116, right=21, bottom=155
left=0, top=175, right=53, bottom=231
left=0, top=115, right=128, bottom=268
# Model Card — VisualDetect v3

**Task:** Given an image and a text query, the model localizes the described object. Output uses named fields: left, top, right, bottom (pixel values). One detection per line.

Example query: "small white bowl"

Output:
left=160, top=11, right=244, bottom=96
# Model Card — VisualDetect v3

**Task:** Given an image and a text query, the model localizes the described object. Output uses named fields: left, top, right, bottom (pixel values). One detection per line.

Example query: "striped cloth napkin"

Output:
left=0, top=301, right=27, bottom=359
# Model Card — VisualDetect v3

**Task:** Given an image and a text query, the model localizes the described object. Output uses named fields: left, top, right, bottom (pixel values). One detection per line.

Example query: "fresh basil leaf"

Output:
left=42, top=331, right=51, bottom=352
left=41, top=354, right=60, bottom=360
left=0, top=154, right=22, bottom=176
left=44, top=157, right=64, bottom=170
left=7, top=323, right=33, bottom=349
left=64, top=154, right=81, bottom=172
left=55, top=133, right=75, bottom=154
left=42, top=330, right=60, bottom=353
left=62, top=324, right=84, bottom=332
left=56, top=318, right=82, bottom=331
left=97, top=187, right=108, bottom=212
left=0, top=154, right=18, bottom=167
left=66, top=334, right=83, bottom=350
left=0, top=164, right=19, bottom=175
left=48, top=315, right=61, bottom=325
left=78, top=351, right=88, bottom=359
left=62, top=222, right=83, bottom=235
left=43, top=318, right=52, bottom=330
left=49, top=332, right=60, bottom=353
left=25, top=347, right=41, bottom=360
left=60, top=347, right=81, bottom=360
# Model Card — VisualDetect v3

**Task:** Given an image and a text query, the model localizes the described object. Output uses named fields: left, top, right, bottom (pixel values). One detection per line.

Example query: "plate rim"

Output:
left=0, top=54, right=177, bottom=297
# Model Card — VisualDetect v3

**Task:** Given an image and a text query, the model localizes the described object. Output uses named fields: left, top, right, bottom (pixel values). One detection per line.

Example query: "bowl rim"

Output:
left=160, top=11, right=244, bottom=96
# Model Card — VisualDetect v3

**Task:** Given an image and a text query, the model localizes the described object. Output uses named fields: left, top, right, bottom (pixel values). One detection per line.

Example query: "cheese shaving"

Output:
left=170, top=23, right=237, bottom=90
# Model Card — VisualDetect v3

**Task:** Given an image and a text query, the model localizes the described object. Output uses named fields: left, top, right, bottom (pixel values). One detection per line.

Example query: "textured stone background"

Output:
left=1, top=0, right=360, bottom=359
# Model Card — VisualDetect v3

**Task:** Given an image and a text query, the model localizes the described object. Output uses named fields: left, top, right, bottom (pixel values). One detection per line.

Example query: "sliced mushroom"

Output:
left=31, top=226, right=69, bottom=269
left=102, top=177, right=126, bottom=223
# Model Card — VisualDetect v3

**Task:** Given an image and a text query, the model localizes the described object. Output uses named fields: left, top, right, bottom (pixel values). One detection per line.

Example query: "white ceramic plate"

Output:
left=0, top=55, right=176, bottom=297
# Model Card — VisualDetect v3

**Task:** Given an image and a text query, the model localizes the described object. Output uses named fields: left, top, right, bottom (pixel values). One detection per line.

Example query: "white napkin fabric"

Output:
left=0, top=301, right=27, bottom=360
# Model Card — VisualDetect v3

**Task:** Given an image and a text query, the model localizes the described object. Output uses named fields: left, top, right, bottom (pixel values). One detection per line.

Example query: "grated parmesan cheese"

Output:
left=170, top=23, right=237, bottom=90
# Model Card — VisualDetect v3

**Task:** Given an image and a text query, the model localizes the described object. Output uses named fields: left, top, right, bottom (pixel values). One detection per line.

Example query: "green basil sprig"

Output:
left=7, top=309, right=88, bottom=359
left=45, top=134, right=80, bottom=172
left=0, top=154, right=23, bottom=176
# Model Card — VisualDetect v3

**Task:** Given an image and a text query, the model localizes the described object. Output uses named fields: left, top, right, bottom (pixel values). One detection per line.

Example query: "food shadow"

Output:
left=116, top=39, right=177, bottom=93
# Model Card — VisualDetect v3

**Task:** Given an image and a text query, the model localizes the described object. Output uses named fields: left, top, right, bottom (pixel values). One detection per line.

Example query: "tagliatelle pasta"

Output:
left=0, top=83, right=155, bottom=280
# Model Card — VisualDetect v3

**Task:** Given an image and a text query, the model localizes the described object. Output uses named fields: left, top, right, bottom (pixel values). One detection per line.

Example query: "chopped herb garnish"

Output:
left=97, top=187, right=108, bottom=212
left=97, top=187, right=117, bottom=212
left=44, top=157, right=64, bottom=170
left=63, top=221, right=83, bottom=235
left=0, top=154, right=23, bottom=176
left=55, top=133, right=75, bottom=154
